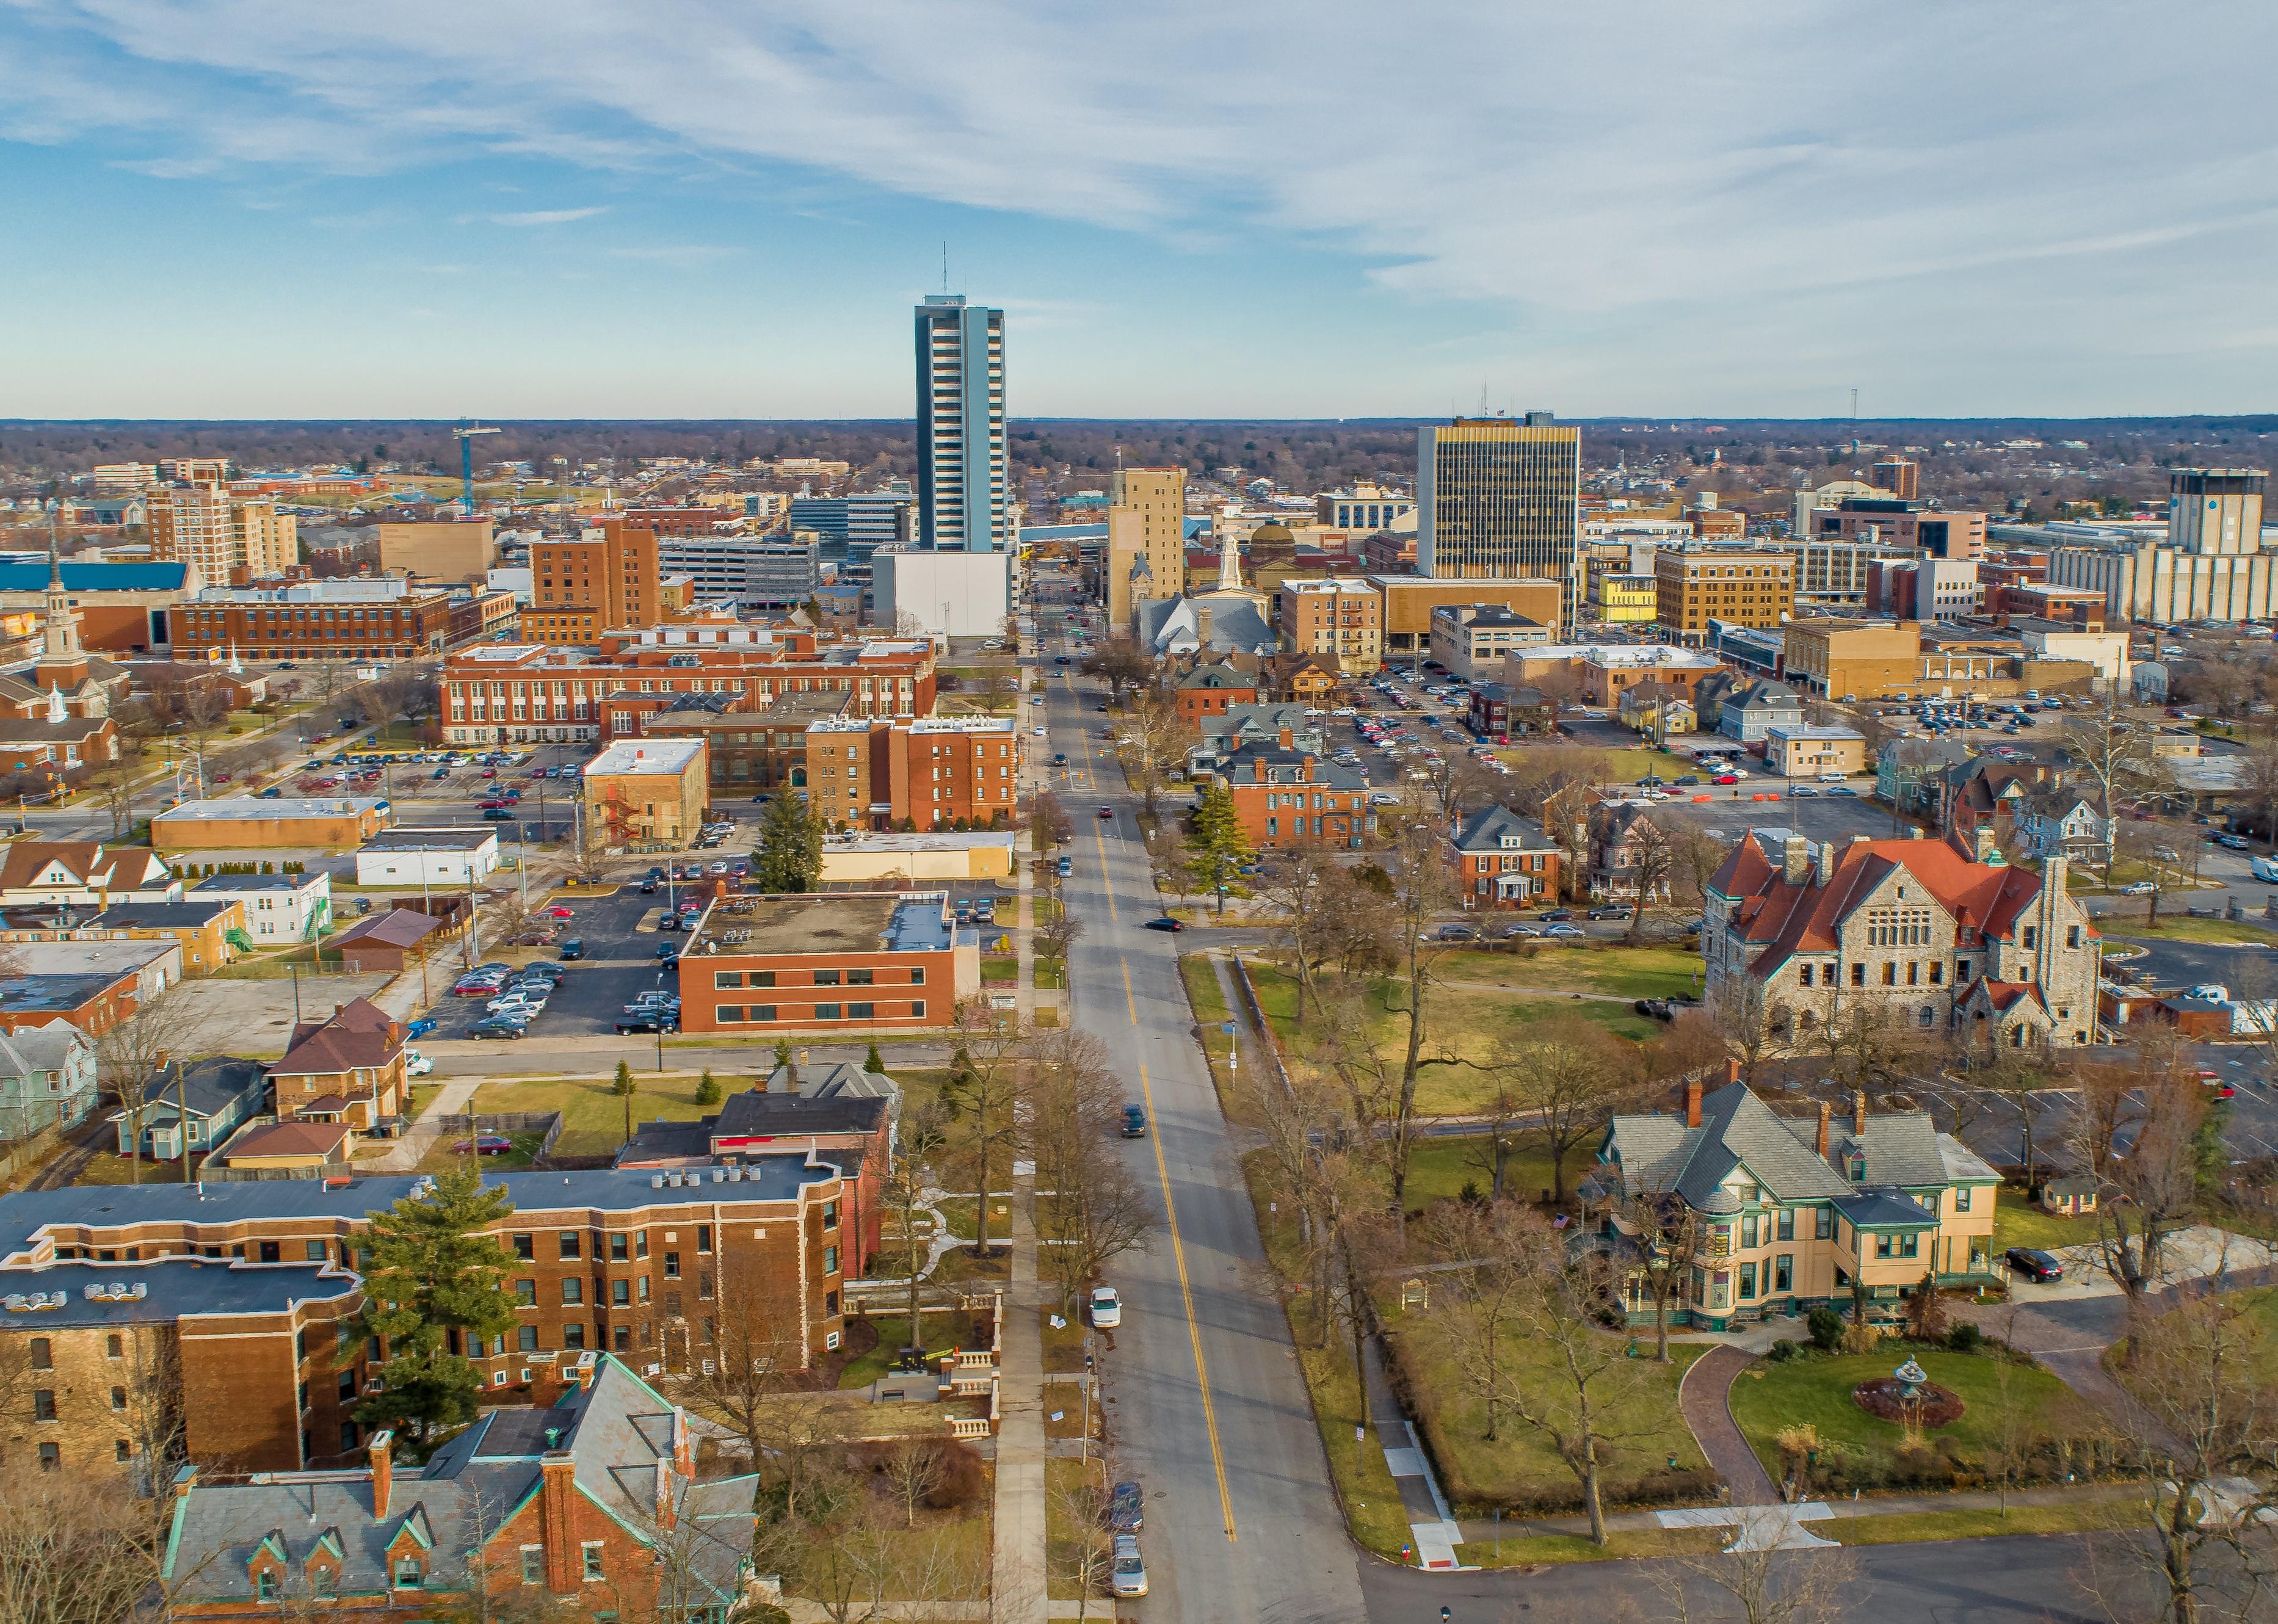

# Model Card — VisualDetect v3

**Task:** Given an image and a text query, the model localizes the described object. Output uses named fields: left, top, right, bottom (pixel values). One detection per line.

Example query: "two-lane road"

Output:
left=1048, top=669, right=1367, bottom=1623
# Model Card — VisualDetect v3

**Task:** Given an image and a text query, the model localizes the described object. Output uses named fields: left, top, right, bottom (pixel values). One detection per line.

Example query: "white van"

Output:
left=2252, top=856, right=2278, bottom=883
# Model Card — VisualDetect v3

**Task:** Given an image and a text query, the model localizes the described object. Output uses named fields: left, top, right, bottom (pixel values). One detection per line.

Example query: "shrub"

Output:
left=1946, top=1321, right=1985, bottom=1354
left=1840, top=1321, right=1887, bottom=1356
left=1806, top=1307, right=1845, bottom=1351
left=925, top=1439, right=988, bottom=1510
left=1765, top=1338, right=1802, bottom=1363
left=694, top=1070, right=721, bottom=1107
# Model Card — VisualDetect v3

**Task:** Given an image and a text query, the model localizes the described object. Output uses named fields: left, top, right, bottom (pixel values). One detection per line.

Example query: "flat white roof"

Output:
left=825, top=832, right=1017, bottom=854
left=154, top=797, right=385, bottom=822
left=584, top=738, right=705, bottom=776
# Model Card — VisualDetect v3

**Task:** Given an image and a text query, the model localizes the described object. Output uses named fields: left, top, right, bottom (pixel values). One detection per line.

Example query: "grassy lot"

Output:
left=1725, top=1347, right=2081, bottom=1487
left=1034, top=955, right=1065, bottom=990
left=66, top=1150, right=184, bottom=1188
left=1403, top=1135, right=1590, bottom=1208
left=1429, top=944, right=1707, bottom=1002
left=785, top=1506, right=992, bottom=1603
left=1241, top=1151, right=1415, bottom=1559
left=1241, top=961, right=1661, bottom=1112
left=2111, top=916, right=2278, bottom=946
left=412, top=1129, right=545, bottom=1173
left=1991, top=1197, right=2104, bottom=1256
left=935, top=1195, right=1014, bottom=1243
left=1827, top=1498, right=2136, bottom=1546
left=1492, top=744, right=1666, bottom=783
left=470, top=1073, right=711, bottom=1158
left=981, top=957, right=1019, bottom=985
left=1044, top=1456, right=1107, bottom=1601
left=1381, top=1294, right=1710, bottom=1514
left=1040, top=1305, right=1092, bottom=1374
left=833, top=1315, right=920, bottom=1390
left=1177, top=953, right=1244, bottom=1115
left=405, top=1082, right=443, bottom=1121
left=1467, top=1526, right=1728, bottom=1566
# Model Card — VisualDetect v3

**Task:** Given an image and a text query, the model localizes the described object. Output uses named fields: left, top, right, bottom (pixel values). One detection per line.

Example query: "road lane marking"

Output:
left=1122, top=955, right=1139, bottom=1026
left=1136, top=1058, right=1238, bottom=1543
left=1092, top=817, right=1119, bottom=921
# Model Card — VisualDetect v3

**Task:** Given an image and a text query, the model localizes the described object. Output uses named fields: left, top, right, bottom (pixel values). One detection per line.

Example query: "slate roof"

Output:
left=164, top=1355, right=756, bottom=1605
left=1603, top=1079, right=1967, bottom=1210
left=1449, top=805, right=1556, bottom=854
left=1177, top=664, right=1255, bottom=692
left=1215, top=741, right=1365, bottom=791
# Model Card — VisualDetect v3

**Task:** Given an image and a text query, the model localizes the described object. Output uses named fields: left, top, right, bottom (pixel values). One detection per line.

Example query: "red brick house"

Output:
left=268, top=997, right=410, bottom=1133
left=1447, top=805, right=1562, bottom=907
left=673, top=892, right=979, bottom=1035
left=1197, top=733, right=1373, bottom=849
left=161, top=1355, right=760, bottom=1621
left=1173, top=662, right=1259, bottom=725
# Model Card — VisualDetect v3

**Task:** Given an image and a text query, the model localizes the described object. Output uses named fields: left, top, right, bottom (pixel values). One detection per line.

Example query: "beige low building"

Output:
left=1373, top=576, right=1564, bottom=660
left=150, top=797, right=390, bottom=854
left=1763, top=725, right=1866, bottom=778
left=376, top=518, right=496, bottom=584
left=582, top=737, right=708, bottom=847
left=819, top=832, right=1016, bottom=883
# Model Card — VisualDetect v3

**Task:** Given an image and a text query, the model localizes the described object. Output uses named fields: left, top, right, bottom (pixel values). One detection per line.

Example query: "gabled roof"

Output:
left=1449, top=805, right=1556, bottom=854
left=0, top=840, right=102, bottom=891
left=0, top=1020, right=90, bottom=1078
left=1217, top=741, right=1365, bottom=790
left=131, top=1056, right=268, bottom=1123
left=1177, top=664, right=1255, bottom=692
left=272, top=996, right=402, bottom=1079
left=332, top=908, right=441, bottom=950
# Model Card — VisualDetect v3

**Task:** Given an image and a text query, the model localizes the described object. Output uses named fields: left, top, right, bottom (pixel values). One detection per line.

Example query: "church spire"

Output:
left=1216, top=537, right=1244, bottom=594
left=41, top=540, right=81, bottom=664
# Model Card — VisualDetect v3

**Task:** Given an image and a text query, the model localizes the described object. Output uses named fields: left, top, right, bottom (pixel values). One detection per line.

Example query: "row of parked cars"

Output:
left=451, top=960, right=568, bottom=1040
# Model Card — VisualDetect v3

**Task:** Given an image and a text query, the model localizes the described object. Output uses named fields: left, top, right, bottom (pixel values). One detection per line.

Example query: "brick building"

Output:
left=520, top=521, right=667, bottom=643
left=582, top=738, right=709, bottom=848
left=1195, top=733, right=1373, bottom=849
left=151, top=797, right=391, bottom=854
left=1277, top=577, right=1383, bottom=672
left=800, top=716, right=1018, bottom=832
left=0, top=1258, right=365, bottom=1479
left=1173, top=662, right=1259, bottom=725
left=267, top=997, right=411, bottom=1134
left=173, top=575, right=513, bottom=661
left=1653, top=546, right=1798, bottom=646
left=675, top=891, right=979, bottom=1035
left=1446, top=804, right=1562, bottom=907
left=160, top=1355, right=758, bottom=1620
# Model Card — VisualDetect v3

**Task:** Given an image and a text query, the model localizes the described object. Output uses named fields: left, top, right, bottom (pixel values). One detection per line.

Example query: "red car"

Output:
left=1098, top=805, right=1114, bottom=819
left=545, top=905, right=575, bottom=921
left=481, top=768, right=498, bottom=779
left=1713, top=774, right=1740, bottom=786
left=210, top=772, right=232, bottom=784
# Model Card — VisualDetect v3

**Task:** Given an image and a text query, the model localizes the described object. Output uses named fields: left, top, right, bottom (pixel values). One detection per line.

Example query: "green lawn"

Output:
left=1045, top=1456, right=1108, bottom=1600
left=1402, top=1135, right=1591, bottom=1208
left=981, top=957, right=1019, bottom=984
left=470, top=1073, right=712, bottom=1158
left=1382, top=1294, right=1709, bottom=1514
left=1429, top=943, right=1707, bottom=1001
left=1726, top=1347, right=2081, bottom=1488
left=1178, top=953, right=1244, bottom=1113
left=1827, top=1498, right=2135, bottom=1546
left=1991, top=1198, right=2103, bottom=1256
left=935, top=1195, right=1013, bottom=1242
left=1241, top=961, right=1662, bottom=1111
left=1034, top=955, right=1066, bottom=990
left=834, top=1314, right=920, bottom=1390
left=2113, top=917, right=2278, bottom=946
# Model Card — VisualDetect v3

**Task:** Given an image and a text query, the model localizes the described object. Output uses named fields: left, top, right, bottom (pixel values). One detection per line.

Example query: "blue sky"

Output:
left=5, top=1, right=2277, bottom=419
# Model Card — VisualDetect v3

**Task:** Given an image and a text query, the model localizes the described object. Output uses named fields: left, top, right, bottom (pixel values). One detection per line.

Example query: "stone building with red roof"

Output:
left=1702, top=824, right=2100, bottom=1051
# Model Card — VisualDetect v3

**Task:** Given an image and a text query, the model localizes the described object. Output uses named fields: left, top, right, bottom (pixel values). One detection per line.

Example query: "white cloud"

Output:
left=483, top=206, right=608, bottom=225
left=7, top=1, right=2278, bottom=408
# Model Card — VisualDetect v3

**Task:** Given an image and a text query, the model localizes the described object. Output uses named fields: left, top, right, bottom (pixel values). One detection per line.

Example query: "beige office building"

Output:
left=377, top=519, right=496, bottom=584
left=1372, top=575, right=1565, bottom=660
left=1416, top=414, right=1581, bottom=633
left=1107, top=467, right=1188, bottom=626
left=147, top=482, right=297, bottom=582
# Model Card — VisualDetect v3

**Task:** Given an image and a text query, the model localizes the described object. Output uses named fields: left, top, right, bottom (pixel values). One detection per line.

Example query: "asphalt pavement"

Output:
left=1041, top=592, right=1371, bottom=1620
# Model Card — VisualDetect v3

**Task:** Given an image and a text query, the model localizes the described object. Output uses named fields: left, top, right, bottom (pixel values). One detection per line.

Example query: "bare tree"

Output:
left=1027, top=1029, right=1153, bottom=1311
left=1711, top=973, right=1786, bottom=1083
left=670, top=1264, right=844, bottom=1521
left=1473, top=1012, right=1625, bottom=1205
left=2065, top=696, right=2157, bottom=880
left=1611, top=1183, right=1703, bottom=1363
left=1655, top=1546, right=1860, bottom=1624
left=877, top=1435, right=949, bottom=1528
left=0, top=1473, right=165, bottom=1624
left=91, top=987, right=217, bottom=1184
left=1048, top=1463, right=1117, bottom=1620
left=942, top=1009, right=1029, bottom=1259
left=2083, top=1061, right=2215, bottom=1352
left=1621, top=814, right=1677, bottom=943
left=1418, top=1199, right=1533, bottom=1441
left=1117, top=689, right=1194, bottom=820
left=876, top=1092, right=950, bottom=1343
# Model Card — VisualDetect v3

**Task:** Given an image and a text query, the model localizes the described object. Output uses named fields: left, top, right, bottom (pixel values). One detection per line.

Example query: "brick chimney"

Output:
left=368, top=1430, right=393, bottom=1519
left=1724, top=1058, right=1742, bottom=1087
left=540, top=1453, right=578, bottom=1592
left=1685, top=1075, right=1703, bottom=1129
left=573, top=1350, right=597, bottom=1392
left=1816, top=1100, right=1832, bottom=1159
left=1852, top=1089, right=1868, bottom=1136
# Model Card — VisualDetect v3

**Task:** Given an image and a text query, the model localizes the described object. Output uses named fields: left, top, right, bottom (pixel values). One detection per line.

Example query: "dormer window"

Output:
left=395, top=1557, right=424, bottom=1589
left=1845, top=1149, right=1867, bottom=1183
left=255, top=1572, right=278, bottom=1602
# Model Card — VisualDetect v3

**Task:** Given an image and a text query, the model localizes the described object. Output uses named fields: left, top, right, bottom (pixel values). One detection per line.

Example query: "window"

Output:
left=815, top=1003, right=841, bottom=1021
left=115, top=1438, right=132, bottom=1462
left=1815, top=1208, right=1834, bottom=1240
left=664, top=1251, right=681, bottom=1279
left=1776, top=1208, right=1794, bottom=1242
left=637, top=1277, right=651, bottom=1303
left=848, top=1002, right=874, bottom=1021
left=824, top=1245, right=840, bottom=1276
left=563, top=1323, right=586, bottom=1351
left=848, top=968, right=874, bottom=985
left=612, top=1279, right=631, bottom=1307
left=515, top=1279, right=537, bottom=1306
left=34, top=1390, right=56, bottom=1421
left=814, top=970, right=841, bottom=987
left=521, top=1548, right=544, bottom=1585
left=562, top=1279, right=583, bottom=1306
left=1851, top=963, right=1865, bottom=987
left=560, top=1233, right=581, bottom=1260
left=1738, top=1262, right=1757, bottom=1299
left=518, top=1326, right=539, bottom=1353
left=29, top=1337, right=50, bottom=1370
left=910, top=968, right=924, bottom=985
left=111, top=1385, right=126, bottom=1412
left=256, top=1573, right=278, bottom=1601
left=513, top=1234, right=534, bottom=1260
left=1955, top=1186, right=1973, bottom=1213
left=395, top=1557, right=423, bottom=1589
left=610, top=1234, right=629, bottom=1263
left=1740, top=1214, right=1758, bottom=1249
left=305, top=1241, right=327, bottom=1263
left=1774, top=1254, right=1793, bottom=1293
left=1798, top=965, right=1813, bottom=987
left=582, top=1545, right=606, bottom=1583
left=37, top=1443, right=57, bottom=1471
left=822, top=1200, right=840, bottom=1231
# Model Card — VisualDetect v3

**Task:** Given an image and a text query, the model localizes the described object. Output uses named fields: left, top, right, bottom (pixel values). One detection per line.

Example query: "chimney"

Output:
left=1724, top=1058, right=1741, bottom=1088
left=1279, top=725, right=1294, bottom=750
left=1852, top=1089, right=1868, bottom=1136
left=573, top=1350, right=597, bottom=1392
left=1685, top=1076, right=1703, bottom=1129
left=1782, top=833, right=1808, bottom=886
left=1815, top=839, right=1834, bottom=886
left=368, top=1430, right=394, bottom=1519
left=333, top=1002, right=344, bottom=1019
left=672, top=1405, right=692, bottom=1476
left=1816, top=1100, right=1833, bottom=1159
left=1973, top=824, right=1996, bottom=863
left=539, top=1454, right=578, bottom=1591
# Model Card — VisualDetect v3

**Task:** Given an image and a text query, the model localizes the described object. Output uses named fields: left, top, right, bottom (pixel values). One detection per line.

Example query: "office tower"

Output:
left=1870, top=457, right=1920, bottom=499
left=523, top=520, right=662, bottom=643
left=1106, top=467, right=1188, bottom=626
left=1415, top=412, right=1582, bottom=631
left=2168, top=468, right=2265, bottom=555
left=914, top=295, right=1007, bottom=553
left=148, top=481, right=297, bottom=582
left=788, top=486, right=915, bottom=581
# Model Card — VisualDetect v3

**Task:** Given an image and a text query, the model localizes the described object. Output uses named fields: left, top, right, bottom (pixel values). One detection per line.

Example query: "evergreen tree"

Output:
left=865, top=1041, right=886, bottom=1075
left=611, top=1059, right=639, bottom=1145
left=1183, top=780, right=1256, bottom=915
left=774, top=1037, right=795, bottom=1071
left=695, top=1068, right=722, bottom=1107
left=346, top=1165, right=517, bottom=1455
left=752, top=790, right=824, bottom=893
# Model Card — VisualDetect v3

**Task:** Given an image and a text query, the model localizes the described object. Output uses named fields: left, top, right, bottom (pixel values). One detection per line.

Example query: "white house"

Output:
left=187, top=870, right=334, bottom=946
left=354, top=826, right=501, bottom=888
left=2017, top=797, right=2113, bottom=868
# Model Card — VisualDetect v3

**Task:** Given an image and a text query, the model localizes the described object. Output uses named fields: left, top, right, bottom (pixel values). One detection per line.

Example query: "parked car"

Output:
left=545, top=905, right=575, bottom=920
left=1499, top=924, right=1540, bottom=938
left=1090, top=1286, right=1122, bottom=1329
left=1109, top=1479, right=1143, bottom=1533
left=454, top=1134, right=514, bottom=1155
left=2006, top=1247, right=2063, bottom=1283
left=1434, top=923, right=1478, bottom=941
left=1111, top=1536, right=1148, bottom=1598
left=1144, top=916, right=1184, bottom=932
left=1542, top=923, right=1586, bottom=938
left=405, top=1049, right=434, bottom=1078
left=1539, top=908, right=1575, bottom=922
left=1121, top=1104, right=1147, bottom=1137
left=615, top=1012, right=678, bottom=1035
left=468, top=1019, right=526, bottom=1041
left=2118, top=880, right=2158, bottom=896
left=560, top=938, right=584, bottom=960
left=1586, top=905, right=1628, bottom=921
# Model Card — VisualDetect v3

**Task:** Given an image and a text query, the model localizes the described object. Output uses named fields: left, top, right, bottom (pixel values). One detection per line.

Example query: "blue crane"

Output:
left=452, top=420, right=501, bottom=510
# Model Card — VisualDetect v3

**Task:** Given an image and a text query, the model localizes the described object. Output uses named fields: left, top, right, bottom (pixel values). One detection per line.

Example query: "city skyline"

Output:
left=5, top=3, right=2277, bottom=419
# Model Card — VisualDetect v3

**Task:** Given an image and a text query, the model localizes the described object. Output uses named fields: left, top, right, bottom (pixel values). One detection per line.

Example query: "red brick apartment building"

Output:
left=1173, top=663, right=1259, bottom=725
left=160, top=1355, right=758, bottom=1623
left=0, top=1154, right=854, bottom=1475
left=173, top=575, right=513, bottom=661
left=1446, top=803, right=1563, bottom=907
left=1195, top=732, right=1374, bottom=849
left=675, top=891, right=981, bottom=1034
left=440, top=626, right=935, bottom=748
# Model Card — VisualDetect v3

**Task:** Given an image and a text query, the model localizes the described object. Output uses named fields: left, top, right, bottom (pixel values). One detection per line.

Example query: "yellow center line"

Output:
left=1092, top=816, right=1119, bottom=921
left=1122, top=954, right=1138, bottom=1026
left=1135, top=1057, right=1238, bottom=1543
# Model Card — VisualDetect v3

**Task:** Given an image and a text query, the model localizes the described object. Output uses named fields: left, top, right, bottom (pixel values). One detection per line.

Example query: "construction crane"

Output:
left=452, top=420, right=501, bottom=510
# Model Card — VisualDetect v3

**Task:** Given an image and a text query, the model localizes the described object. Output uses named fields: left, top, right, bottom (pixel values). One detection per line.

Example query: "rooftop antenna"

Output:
left=1850, top=387, right=1859, bottom=421
left=942, top=241, right=949, bottom=294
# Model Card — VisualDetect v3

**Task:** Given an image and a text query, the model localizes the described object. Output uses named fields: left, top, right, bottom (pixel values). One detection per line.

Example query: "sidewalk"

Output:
left=361, top=1075, right=479, bottom=1172
left=990, top=1173, right=1048, bottom=1624
left=1454, top=1480, right=2143, bottom=1544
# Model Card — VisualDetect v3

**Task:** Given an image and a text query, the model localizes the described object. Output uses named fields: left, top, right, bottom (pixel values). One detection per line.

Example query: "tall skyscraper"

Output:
left=914, top=295, right=1007, bottom=553
left=1415, top=413, right=1581, bottom=631
left=1870, top=457, right=1920, bottom=499
left=1106, top=466, right=1187, bottom=626
left=148, top=480, right=297, bottom=583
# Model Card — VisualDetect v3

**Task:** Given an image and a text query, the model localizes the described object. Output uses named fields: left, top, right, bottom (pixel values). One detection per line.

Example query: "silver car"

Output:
left=1111, top=1535, right=1148, bottom=1598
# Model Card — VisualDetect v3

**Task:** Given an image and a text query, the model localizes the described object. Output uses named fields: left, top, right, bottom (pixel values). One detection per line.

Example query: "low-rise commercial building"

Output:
left=802, top=716, right=1017, bottom=832
left=1277, top=576, right=1383, bottom=672
left=1426, top=603, right=1553, bottom=680
left=1763, top=724, right=1867, bottom=778
left=375, top=518, right=495, bottom=583
left=583, top=738, right=708, bottom=848
left=353, top=825, right=500, bottom=887
left=1373, top=576, right=1564, bottom=659
left=173, top=575, right=511, bottom=661
left=675, top=891, right=978, bottom=1034
left=819, top=832, right=1016, bottom=884
left=1782, top=618, right=1921, bottom=703
left=76, top=897, right=248, bottom=972
left=187, top=870, right=332, bottom=945
left=1588, top=572, right=1659, bottom=622
left=151, top=797, right=390, bottom=854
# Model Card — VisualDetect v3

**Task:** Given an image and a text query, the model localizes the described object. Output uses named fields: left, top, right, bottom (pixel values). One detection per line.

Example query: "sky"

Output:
left=5, top=0, right=2278, bottom=421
